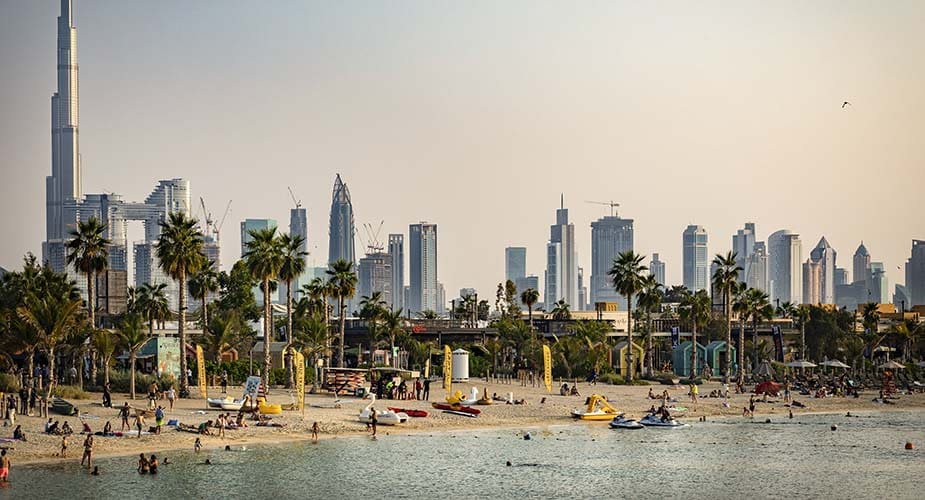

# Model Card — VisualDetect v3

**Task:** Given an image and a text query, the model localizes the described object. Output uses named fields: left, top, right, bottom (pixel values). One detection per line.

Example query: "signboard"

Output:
left=443, top=345, right=452, bottom=391
left=244, top=376, right=262, bottom=402
left=295, top=350, right=305, bottom=415
left=195, top=345, right=207, bottom=399
left=772, top=326, right=784, bottom=362
left=671, top=327, right=680, bottom=348
left=543, top=345, right=552, bottom=393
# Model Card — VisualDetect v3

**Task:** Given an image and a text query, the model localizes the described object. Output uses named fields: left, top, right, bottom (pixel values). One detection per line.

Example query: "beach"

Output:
left=4, top=379, right=924, bottom=468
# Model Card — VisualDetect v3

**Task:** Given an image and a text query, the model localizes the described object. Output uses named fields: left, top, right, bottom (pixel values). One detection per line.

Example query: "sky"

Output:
left=1, top=0, right=924, bottom=302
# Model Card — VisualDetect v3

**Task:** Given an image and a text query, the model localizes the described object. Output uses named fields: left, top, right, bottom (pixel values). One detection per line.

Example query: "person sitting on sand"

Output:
left=61, top=421, right=73, bottom=435
left=102, top=421, right=113, bottom=436
left=12, top=425, right=25, bottom=441
left=235, top=412, right=247, bottom=428
left=81, top=420, right=92, bottom=434
left=647, top=388, right=655, bottom=399
left=569, top=385, right=580, bottom=396
left=44, top=418, right=53, bottom=433
left=560, top=383, right=569, bottom=396
left=137, top=453, right=149, bottom=474
left=198, top=420, right=212, bottom=435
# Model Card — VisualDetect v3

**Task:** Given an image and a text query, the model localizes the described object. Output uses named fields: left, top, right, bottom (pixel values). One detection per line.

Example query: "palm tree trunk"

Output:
left=201, top=295, right=208, bottom=327
left=752, top=318, right=759, bottom=375
left=691, top=324, right=698, bottom=379
left=286, top=279, right=294, bottom=388
left=528, top=306, right=533, bottom=330
left=130, top=351, right=137, bottom=400
left=87, top=271, right=97, bottom=386
left=323, top=296, right=331, bottom=368
left=627, top=294, right=634, bottom=382
left=44, top=347, right=57, bottom=402
left=337, top=296, right=346, bottom=368
left=737, top=317, right=746, bottom=385
left=645, top=311, right=653, bottom=377
left=25, top=351, right=35, bottom=415
left=263, top=278, right=272, bottom=391
left=178, top=268, right=189, bottom=397
left=723, top=291, right=731, bottom=384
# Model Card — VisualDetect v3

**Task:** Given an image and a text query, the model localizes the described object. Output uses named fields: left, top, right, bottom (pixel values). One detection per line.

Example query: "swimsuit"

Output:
left=0, top=466, right=8, bottom=480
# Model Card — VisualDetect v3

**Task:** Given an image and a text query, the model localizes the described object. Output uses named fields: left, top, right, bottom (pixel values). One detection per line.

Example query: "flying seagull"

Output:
left=842, top=101, right=851, bottom=108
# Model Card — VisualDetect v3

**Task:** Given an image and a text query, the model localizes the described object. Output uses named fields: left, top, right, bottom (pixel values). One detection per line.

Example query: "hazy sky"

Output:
left=1, top=0, right=923, bottom=302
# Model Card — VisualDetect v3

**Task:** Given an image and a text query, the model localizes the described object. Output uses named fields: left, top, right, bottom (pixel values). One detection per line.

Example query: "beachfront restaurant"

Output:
left=672, top=341, right=708, bottom=378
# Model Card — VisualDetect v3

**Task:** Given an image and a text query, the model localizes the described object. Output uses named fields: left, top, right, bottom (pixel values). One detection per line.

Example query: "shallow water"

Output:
left=3, top=411, right=924, bottom=499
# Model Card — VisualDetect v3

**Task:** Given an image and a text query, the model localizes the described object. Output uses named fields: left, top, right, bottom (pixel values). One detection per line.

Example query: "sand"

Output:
left=3, top=379, right=923, bottom=466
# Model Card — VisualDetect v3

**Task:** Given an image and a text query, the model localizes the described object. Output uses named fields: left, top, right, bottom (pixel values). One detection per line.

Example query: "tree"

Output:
left=18, top=290, right=84, bottom=403
left=680, top=289, right=711, bottom=378
left=292, top=312, right=330, bottom=390
left=550, top=299, right=571, bottom=320
left=732, top=282, right=749, bottom=384
left=65, top=217, right=110, bottom=331
left=134, top=282, right=170, bottom=335
left=188, top=260, right=219, bottom=326
left=358, top=292, right=386, bottom=365
left=711, top=251, right=741, bottom=383
left=155, top=211, right=206, bottom=397
left=326, top=259, right=357, bottom=368
left=117, top=313, right=148, bottom=400
left=609, top=251, right=647, bottom=382
left=202, top=310, right=239, bottom=364
left=279, top=234, right=308, bottom=387
left=746, top=288, right=773, bottom=373
left=381, top=309, right=407, bottom=368
left=416, top=310, right=438, bottom=320
left=520, top=288, right=539, bottom=330
left=91, top=329, right=117, bottom=387
left=637, top=274, right=663, bottom=376
left=243, top=227, right=285, bottom=390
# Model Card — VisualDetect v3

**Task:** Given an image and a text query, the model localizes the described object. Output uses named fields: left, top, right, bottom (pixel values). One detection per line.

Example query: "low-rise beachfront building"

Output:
left=672, top=341, right=708, bottom=378
left=704, top=341, right=736, bottom=378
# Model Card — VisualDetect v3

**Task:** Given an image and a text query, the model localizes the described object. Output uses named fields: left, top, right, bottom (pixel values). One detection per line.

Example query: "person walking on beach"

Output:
left=155, top=406, right=165, bottom=435
left=102, top=383, right=112, bottom=408
left=134, top=413, right=145, bottom=438
left=690, top=384, right=699, bottom=404
left=81, top=434, right=93, bottom=469
left=414, top=378, right=422, bottom=400
left=221, top=371, right=228, bottom=394
left=369, top=407, right=378, bottom=437
left=59, top=435, right=68, bottom=458
left=166, top=386, right=176, bottom=411
left=119, top=402, right=131, bottom=431
left=312, top=421, right=320, bottom=442
left=194, top=437, right=202, bottom=452
left=217, top=413, right=226, bottom=439
left=422, top=378, right=430, bottom=401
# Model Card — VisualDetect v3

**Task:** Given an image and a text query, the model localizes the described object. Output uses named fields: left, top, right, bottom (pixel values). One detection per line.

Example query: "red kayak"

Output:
left=388, top=407, right=428, bottom=418
left=431, top=403, right=481, bottom=415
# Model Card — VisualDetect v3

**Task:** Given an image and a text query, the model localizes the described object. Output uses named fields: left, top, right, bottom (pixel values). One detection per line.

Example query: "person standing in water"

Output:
left=59, top=435, right=68, bottom=458
left=0, top=449, right=10, bottom=483
left=311, top=422, right=320, bottom=442
left=137, top=453, right=149, bottom=474
left=81, top=434, right=93, bottom=469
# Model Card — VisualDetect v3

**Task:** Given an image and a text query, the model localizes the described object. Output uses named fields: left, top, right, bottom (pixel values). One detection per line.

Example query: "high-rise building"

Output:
left=803, top=259, right=822, bottom=304
left=277, top=207, right=309, bottom=303
left=240, top=219, right=278, bottom=257
left=745, top=241, right=769, bottom=293
left=577, top=267, right=587, bottom=311
left=43, top=0, right=83, bottom=273
left=547, top=196, right=579, bottom=309
left=905, top=240, right=925, bottom=306
left=649, top=254, right=666, bottom=286
left=894, top=284, right=912, bottom=310
left=732, top=223, right=756, bottom=282
left=388, top=234, right=404, bottom=311
left=358, top=252, right=392, bottom=307
left=809, top=237, right=836, bottom=304
left=436, top=282, right=446, bottom=316
left=869, top=262, right=889, bottom=304
left=409, top=222, right=438, bottom=313
left=590, top=213, right=633, bottom=308
left=834, top=267, right=849, bottom=287
left=683, top=225, right=709, bottom=292
left=328, top=174, right=356, bottom=266
left=768, top=229, right=802, bottom=304
left=505, top=247, right=527, bottom=283
left=852, top=242, right=870, bottom=285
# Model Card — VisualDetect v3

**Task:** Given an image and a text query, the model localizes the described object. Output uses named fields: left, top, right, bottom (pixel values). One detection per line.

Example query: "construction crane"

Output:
left=363, top=220, right=385, bottom=254
left=199, top=197, right=215, bottom=240
left=585, top=200, right=620, bottom=217
left=214, top=200, right=232, bottom=242
left=288, top=187, right=301, bottom=209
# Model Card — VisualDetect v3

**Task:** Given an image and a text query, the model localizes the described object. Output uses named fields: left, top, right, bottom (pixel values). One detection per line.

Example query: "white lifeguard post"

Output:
left=451, top=348, right=470, bottom=382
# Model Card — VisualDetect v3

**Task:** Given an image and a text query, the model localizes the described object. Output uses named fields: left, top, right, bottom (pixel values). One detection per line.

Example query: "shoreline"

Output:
left=7, top=380, right=923, bottom=468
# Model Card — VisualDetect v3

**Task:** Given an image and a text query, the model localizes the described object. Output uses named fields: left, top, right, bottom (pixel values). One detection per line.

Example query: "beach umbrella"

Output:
left=754, top=381, right=781, bottom=395
left=755, top=361, right=774, bottom=377
left=785, top=360, right=817, bottom=368
left=878, top=360, right=905, bottom=370
left=820, top=360, right=850, bottom=369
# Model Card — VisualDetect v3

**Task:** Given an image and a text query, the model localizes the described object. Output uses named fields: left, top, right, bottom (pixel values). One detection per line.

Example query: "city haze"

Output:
left=1, top=0, right=923, bottom=300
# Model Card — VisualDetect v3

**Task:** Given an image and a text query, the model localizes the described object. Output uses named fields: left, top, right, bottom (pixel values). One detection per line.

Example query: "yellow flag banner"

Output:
left=443, top=345, right=452, bottom=391
left=543, top=344, right=552, bottom=393
left=295, top=350, right=305, bottom=414
left=196, top=345, right=207, bottom=399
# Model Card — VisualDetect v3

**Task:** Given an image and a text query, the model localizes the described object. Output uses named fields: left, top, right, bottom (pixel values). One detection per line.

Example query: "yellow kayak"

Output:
left=258, top=402, right=282, bottom=415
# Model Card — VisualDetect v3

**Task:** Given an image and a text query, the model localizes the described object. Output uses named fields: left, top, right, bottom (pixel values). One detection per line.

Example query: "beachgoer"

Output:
left=59, top=435, right=68, bottom=458
left=218, top=413, right=226, bottom=438
left=370, top=407, right=378, bottom=437
left=312, top=421, right=319, bottom=442
left=148, top=454, right=158, bottom=474
left=120, top=402, right=131, bottom=431
left=690, top=384, right=699, bottom=403
left=647, top=388, right=655, bottom=399
left=137, top=453, right=149, bottom=474
left=13, top=425, right=25, bottom=441
left=81, top=435, right=93, bottom=469
left=194, top=437, right=202, bottom=452
left=0, top=449, right=9, bottom=482
left=422, top=379, right=430, bottom=401
left=415, top=378, right=422, bottom=400
left=102, top=383, right=112, bottom=408
left=103, top=421, right=113, bottom=436
left=166, top=387, right=176, bottom=411
left=163, top=458, right=171, bottom=465
left=155, top=406, right=165, bottom=435
left=61, top=421, right=73, bottom=435
left=221, top=371, right=228, bottom=394
left=134, top=413, right=145, bottom=439
left=44, top=418, right=53, bottom=433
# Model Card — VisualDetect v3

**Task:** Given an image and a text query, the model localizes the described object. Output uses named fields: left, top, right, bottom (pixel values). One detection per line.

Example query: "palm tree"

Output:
left=416, top=310, right=438, bottom=320
left=796, top=304, right=812, bottom=360
left=747, top=288, right=773, bottom=372
left=381, top=308, right=406, bottom=368
left=292, top=312, right=330, bottom=390
left=155, top=212, right=207, bottom=397
left=202, top=311, right=239, bottom=364
left=358, top=292, right=386, bottom=365
left=732, top=282, right=749, bottom=384
left=637, top=274, right=663, bottom=376
left=609, top=251, right=647, bottom=382
left=550, top=299, right=571, bottom=320
left=243, top=227, right=285, bottom=390
left=65, top=217, right=110, bottom=330
left=776, top=301, right=795, bottom=319
left=326, top=259, right=357, bottom=368
left=680, top=289, right=712, bottom=378
left=279, top=234, right=307, bottom=387
left=711, top=251, right=741, bottom=383
left=18, top=291, right=84, bottom=401
left=135, top=282, right=170, bottom=334
left=117, top=313, right=148, bottom=400
left=520, top=288, right=539, bottom=329
left=91, top=329, right=118, bottom=387
left=188, top=260, right=219, bottom=326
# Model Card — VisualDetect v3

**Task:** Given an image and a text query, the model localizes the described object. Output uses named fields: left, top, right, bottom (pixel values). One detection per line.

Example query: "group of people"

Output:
left=137, top=453, right=164, bottom=474
left=373, top=377, right=429, bottom=401
left=559, top=383, right=581, bottom=396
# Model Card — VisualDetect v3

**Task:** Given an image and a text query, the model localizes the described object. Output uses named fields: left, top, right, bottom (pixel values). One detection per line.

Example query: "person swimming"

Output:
left=148, top=455, right=158, bottom=474
left=137, top=453, right=149, bottom=474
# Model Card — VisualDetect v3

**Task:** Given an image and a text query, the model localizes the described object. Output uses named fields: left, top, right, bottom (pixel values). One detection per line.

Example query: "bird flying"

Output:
left=842, top=101, right=851, bottom=108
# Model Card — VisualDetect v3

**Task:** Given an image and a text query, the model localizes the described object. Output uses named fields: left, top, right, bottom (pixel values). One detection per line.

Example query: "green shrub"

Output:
left=0, top=373, right=21, bottom=393
left=597, top=373, right=649, bottom=385
left=52, top=385, right=91, bottom=400
left=105, top=370, right=177, bottom=395
left=269, top=368, right=287, bottom=386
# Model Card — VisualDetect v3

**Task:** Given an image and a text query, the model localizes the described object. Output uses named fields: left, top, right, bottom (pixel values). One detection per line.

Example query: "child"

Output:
left=194, top=437, right=202, bottom=452
left=59, top=435, right=68, bottom=458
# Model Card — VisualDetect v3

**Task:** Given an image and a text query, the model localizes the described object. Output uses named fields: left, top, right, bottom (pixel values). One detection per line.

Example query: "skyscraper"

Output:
left=328, top=174, right=356, bottom=266
left=279, top=207, right=309, bottom=303
left=745, top=241, right=769, bottom=293
left=388, top=234, right=404, bottom=311
left=358, top=252, right=392, bottom=307
left=682, top=225, right=709, bottom=292
left=803, top=259, right=822, bottom=304
left=43, top=0, right=82, bottom=272
left=809, top=237, right=836, bottom=304
left=732, top=223, right=756, bottom=283
left=853, top=242, right=870, bottom=285
left=869, top=262, right=889, bottom=304
left=577, top=267, right=587, bottom=311
left=834, top=267, right=849, bottom=287
left=906, top=240, right=925, bottom=306
left=409, top=222, right=438, bottom=313
left=649, top=253, right=666, bottom=286
left=546, top=197, right=579, bottom=309
left=768, top=229, right=802, bottom=304
left=590, top=213, right=633, bottom=308
left=240, top=219, right=278, bottom=257
left=505, top=247, right=527, bottom=283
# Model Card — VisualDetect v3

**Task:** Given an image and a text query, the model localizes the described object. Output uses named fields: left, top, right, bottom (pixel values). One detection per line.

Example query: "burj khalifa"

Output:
left=43, top=0, right=82, bottom=271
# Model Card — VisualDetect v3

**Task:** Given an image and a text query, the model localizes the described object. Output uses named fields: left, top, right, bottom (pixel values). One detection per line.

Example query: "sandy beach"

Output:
left=4, top=380, right=924, bottom=467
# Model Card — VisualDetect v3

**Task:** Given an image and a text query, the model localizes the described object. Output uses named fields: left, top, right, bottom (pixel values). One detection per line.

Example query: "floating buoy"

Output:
left=831, top=425, right=838, bottom=431
left=906, top=442, right=914, bottom=450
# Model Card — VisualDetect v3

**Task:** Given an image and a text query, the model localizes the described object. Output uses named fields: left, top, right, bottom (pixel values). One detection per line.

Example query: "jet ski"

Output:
left=639, top=414, right=689, bottom=428
left=609, top=415, right=644, bottom=430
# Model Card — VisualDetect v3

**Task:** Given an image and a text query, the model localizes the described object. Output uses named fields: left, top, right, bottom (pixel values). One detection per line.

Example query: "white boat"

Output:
left=207, top=397, right=230, bottom=409
left=220, top=399, right=246, bottom=411
left=609, top=416, right=644, bottom=430
left=358, top=394, right=409, bottom=426
left=639, top=414, right=689, bottom=428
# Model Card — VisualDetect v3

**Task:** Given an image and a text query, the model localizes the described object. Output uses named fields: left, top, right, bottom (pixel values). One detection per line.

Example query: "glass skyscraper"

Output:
left=590, top=215, right=634, bottom=308
left=683, top=225, right=709, bottom=292
left=409, top=222, right=438, bottom=313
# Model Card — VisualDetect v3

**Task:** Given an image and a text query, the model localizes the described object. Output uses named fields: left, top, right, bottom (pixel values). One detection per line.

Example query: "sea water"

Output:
left=3, top=410, right=923, bottom=499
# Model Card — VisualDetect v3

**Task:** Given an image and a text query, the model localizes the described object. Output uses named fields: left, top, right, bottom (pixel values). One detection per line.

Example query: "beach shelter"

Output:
left=612, top=341, right=644, bottom=378
left=785, top=360, right=817, bottom=368
left=820, top=360, right=850, bottom=369
left=754, top=381, right=781, bottom=395
left=704, top=341, right=736, bottom=377
left=878, top=360, right=905, bottom=370
left=755, top=360, right=774, bottom=377
left=671, top=341, right=707, bottom=378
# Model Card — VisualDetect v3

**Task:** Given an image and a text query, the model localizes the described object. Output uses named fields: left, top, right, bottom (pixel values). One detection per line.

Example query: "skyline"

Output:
left=1, top=1, right=924, bottom=302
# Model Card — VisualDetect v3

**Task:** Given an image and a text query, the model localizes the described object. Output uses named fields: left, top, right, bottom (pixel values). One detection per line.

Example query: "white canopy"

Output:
left=820, top=360, right=851, bottom=368
left=785, top=360, right=817, bottom=368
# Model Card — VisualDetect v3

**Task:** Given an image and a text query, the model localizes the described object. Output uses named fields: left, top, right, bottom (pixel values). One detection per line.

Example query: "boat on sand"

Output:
left=570, top=394, right=621, bottom=421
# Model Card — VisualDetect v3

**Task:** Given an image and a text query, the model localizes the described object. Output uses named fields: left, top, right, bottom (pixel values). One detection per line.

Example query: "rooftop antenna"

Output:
left=585, top=200, right=620, bottom=217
